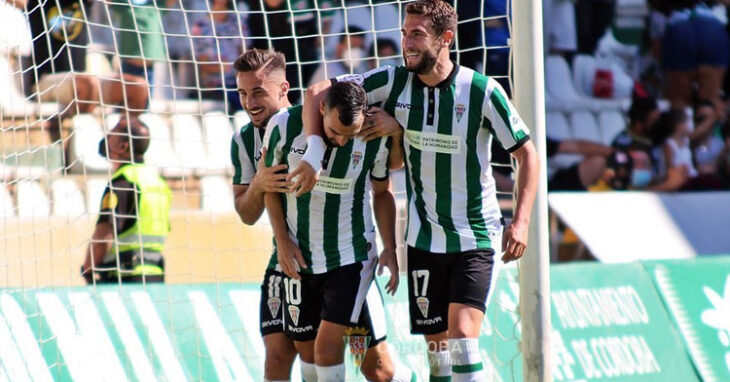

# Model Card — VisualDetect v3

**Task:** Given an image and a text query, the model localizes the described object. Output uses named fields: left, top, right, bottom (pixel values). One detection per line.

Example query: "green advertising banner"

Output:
left=546, top=263, right=699, bottom=382
left=0, top=259, right=717, bottom=381
left=646, top=257, right=730, bottom=382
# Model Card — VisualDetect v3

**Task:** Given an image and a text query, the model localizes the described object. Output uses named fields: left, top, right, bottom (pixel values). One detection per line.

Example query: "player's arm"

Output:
left=371, top=177, right=399, bottom=295
left=370, top=139, right=399, bottom=294
left=503, top=141, right=539, bottom=263
left=292, top=67, right=396, bottom=194
left=262, top=123, right=307, bottom=279
left=363, top=106, right=405, bottom=170
left=287, top=80, right=332, bottom=196
left=264, top=192, right=307, bottom=280
left=233, top=147, right=291, bottom=225
left=483, top=78, right=539, bottom=263
left=557, top=140, right=613, bottom=157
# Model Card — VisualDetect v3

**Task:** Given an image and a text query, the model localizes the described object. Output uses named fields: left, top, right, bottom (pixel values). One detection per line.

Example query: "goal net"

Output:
left=0, top=0, right=523, bottom=380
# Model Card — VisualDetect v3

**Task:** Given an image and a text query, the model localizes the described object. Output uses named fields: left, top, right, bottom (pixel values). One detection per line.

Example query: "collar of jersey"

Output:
left=413, top=61, right=459, bottom=90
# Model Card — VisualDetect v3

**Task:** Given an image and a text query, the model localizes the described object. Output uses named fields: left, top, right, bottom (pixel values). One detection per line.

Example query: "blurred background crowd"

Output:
left=2, top=0, right=730, bottom=194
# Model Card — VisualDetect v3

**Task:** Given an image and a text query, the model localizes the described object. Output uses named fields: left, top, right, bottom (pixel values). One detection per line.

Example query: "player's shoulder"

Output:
left=264, top=105, right=303, bottom=144
left=234, top=121, right=255, bottom=141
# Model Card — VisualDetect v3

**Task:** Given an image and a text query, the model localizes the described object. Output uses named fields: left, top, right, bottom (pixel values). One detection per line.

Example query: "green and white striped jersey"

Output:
left=263, top=105, right=390, bottom=274
left=229, top=119, right=280, bottom=270
left=230, top=122, right=265, bottom=186
left=334, top=64, right=530, bottom=254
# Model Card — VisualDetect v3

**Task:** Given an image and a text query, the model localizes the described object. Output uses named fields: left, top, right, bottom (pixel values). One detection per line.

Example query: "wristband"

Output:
left=301, top=135, right=326, bottom=173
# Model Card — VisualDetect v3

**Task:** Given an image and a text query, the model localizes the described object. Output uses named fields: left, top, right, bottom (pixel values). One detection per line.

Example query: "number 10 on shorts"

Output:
left=412, top=270, right=430, bottom=318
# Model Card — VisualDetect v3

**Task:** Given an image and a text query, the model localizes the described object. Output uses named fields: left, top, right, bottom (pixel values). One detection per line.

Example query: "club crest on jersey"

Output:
left=343, top=326, right=370, bottom=368
left=455, top=104, right=466, bottom=122
left=288, top=305, right=300, bottom=326
left=267, top=297, right=281, bottom=318
left=416, top=296, right=430, bottom=318
left=351, top=151, right=362, bottom=168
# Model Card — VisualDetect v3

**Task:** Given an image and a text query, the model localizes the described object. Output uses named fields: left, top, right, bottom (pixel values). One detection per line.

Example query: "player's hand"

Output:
left=502, top=221, right=528, bottom=263
left=276, top=237, right=307, bottom=280
left=359, top=106, right=402, bottom=142
left=287, top=161, right=318, bottom=197
left=378, top=247, right=399, bottom=295
left=252, top=148, right=292, bottom=193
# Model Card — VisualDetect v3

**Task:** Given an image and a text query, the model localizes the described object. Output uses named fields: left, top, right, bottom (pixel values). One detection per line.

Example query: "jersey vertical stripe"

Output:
left=435, top=83, right=461, bottom=252
left=263, top=105, right=390, bottom=274
left=355, top=65, right=530, bottom=253
left=323, top=140, right=353, bottom=270
left=466, top=72, right=492, bottom=247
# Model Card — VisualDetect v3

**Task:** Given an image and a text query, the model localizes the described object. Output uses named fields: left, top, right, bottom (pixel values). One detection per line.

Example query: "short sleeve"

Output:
left=333, top=66, right=394, bottom=106
left=230, top=129, right=256, bottom=185
left=369, top=138, right=390, bottom=181
left=262, top=114, right=285, bottom=167
left=483, top=78, right=531, bottom=152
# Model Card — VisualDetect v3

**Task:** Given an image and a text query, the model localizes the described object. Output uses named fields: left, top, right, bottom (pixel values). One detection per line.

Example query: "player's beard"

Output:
left=403, top=45, right=440, bottom=75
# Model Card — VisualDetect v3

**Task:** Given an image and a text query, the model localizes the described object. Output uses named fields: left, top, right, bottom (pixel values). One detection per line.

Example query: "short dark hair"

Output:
left=652, top=109, right=688, bottom=144
left=116, top=116, right=150, bottom=163
left=339, top=26, right=366, bottom=44
left=628, top=96, right=658, bottom=125
left=405, top=0, right=458, bottom=40
left=233, top=48, right=286, bottom=76
left=370, top=38, right=398, bottom=57
left=324, top=81, right=368, bottom=127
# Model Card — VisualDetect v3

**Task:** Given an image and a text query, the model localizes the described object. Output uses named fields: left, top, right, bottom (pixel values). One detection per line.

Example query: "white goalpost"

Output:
left=512, top=0, right=552, bottom=381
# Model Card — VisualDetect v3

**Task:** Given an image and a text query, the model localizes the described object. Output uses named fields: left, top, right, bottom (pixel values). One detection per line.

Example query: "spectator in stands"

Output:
left=588, top=150, right=635, bottom=191
left=365, top=38, right=401, bottom=70
left=452, top=1, right=484, bottom=71
left=81, top=116, right=171, bottom=284
left=547, top=137, right=614, bottom=191
left=246, top=0, right=335, bottom=103
left=308, top=27, right=367, bottom=86
left=191, top=0, right=246, bottom=113
left=161, top=0, right=208, bottom=99
left=23, top=0, right=90, bottom=89
left=544, top=0, right=578, bottom=55
left=613, top=96, right=690, bottom=191
left=718, top=120, right=730, bottom=186
left=576, top=0, right=615, bottom=54
left=108, top=0, right=165, bottom=85
left=19, top=0, right=90, bottom=137
left=656, top=108, right=726, bottom=190
left=691, top=100, right=726, bottom=176
left=482, top=0, right=511, bottom=85
left=660, top=109, right=699, bottom=179
left=659, top=0, right=727, bottom=109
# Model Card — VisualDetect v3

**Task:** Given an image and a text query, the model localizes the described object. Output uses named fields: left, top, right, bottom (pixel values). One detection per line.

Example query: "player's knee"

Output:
left=448, top=324, right=475, bottom=339
left=314, top=345, right=342, bottom=366
left=265, top=345, right=296, bottom=372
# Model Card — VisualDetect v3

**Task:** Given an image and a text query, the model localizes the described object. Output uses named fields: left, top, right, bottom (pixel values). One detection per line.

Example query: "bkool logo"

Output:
left=700, top=275, right=730, bottom=373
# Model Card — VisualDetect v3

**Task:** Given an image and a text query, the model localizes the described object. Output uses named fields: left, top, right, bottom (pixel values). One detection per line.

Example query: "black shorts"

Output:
left=260, top=268, right=286, bottom=336
left=407, top=246, right=500, bottom=335
left=282, top=259, right=386, bottom=348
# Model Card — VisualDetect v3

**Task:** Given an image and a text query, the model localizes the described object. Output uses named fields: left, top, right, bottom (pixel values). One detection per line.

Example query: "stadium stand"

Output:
left=16, top=180, right=49, bottom=218
left=51, top=178, right=85, bottom=217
